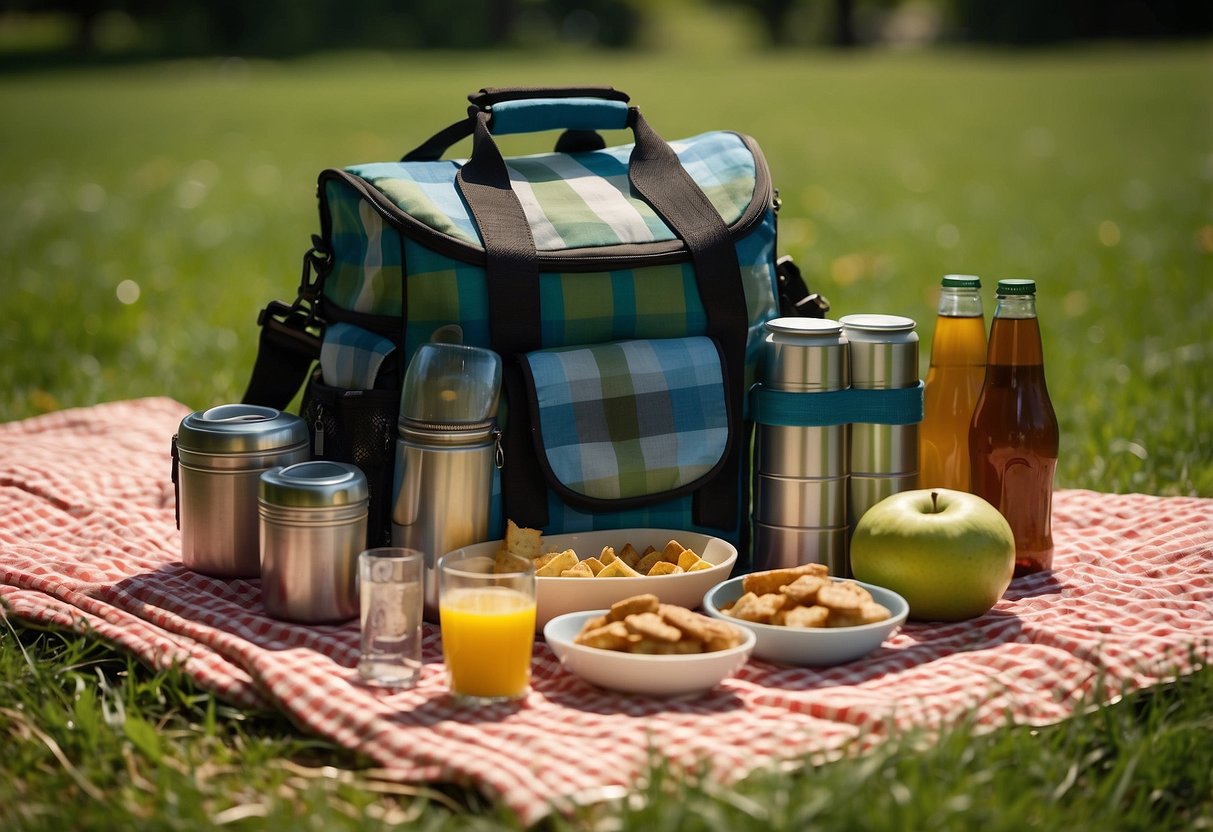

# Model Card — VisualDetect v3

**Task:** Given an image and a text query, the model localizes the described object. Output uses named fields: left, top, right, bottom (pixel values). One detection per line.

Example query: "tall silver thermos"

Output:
left=390, top=341, right=502, bottom=620
left=753, top=317, right=851, bottom=576
left=840, top=314, right=920, bottom=527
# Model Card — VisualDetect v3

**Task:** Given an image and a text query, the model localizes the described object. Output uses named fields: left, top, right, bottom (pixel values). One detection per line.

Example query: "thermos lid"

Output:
left=764, top=317, right=843, bottom=337
left=839, top=314, right=917, bottom=333
left=177, top=404, right=309, bottom=455
left=399, top=342, right=502, bottom=429
left=259, top=461, right=369, bottom=508
left=941, top=274, right=981, bottom=288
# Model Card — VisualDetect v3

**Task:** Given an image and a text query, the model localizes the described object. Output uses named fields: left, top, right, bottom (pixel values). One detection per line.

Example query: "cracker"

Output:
left=780, top=574, right=829, bottom=606
left=561, top=561, right=594, bottom=578
left=742, top=563, right=829, bottom=596
left=505, top=519, right=543, bottom=559
left=661, top=540, right=686, bottom=563
left=624, top=612, right=681, bottom=643
left=827, top=601, right=892, bottom=628
left=606, top=593, right=660, bottom=622
left=816, top=581, right=871, bottom=612
left=634, top=550, right=664, bottom=575
left=780, top=604, right=831, bottom=628
left=597, top=558, right=642, bottom=578
left=618, top=543, right=642, bottom=568
left=677, top=549, right=704, bottom=571
left=535, top=549, right=578, bottom=577
left=574, top=621, right=632, bottom=650
left=581, top=556, right=605, bottom=576
left=646, top=561, right=683, bottom=576
left=728, top=591, right=787, bottom=623
left=657, top=604, right=713, bottom=642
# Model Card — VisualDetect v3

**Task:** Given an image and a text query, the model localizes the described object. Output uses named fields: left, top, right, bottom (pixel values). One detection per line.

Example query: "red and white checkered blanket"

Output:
left=2, top=398, right=1211, bottom=823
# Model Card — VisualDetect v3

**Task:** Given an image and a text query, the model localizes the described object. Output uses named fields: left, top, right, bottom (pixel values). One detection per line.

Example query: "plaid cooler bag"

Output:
left=243, top=86, right=823, bottom=565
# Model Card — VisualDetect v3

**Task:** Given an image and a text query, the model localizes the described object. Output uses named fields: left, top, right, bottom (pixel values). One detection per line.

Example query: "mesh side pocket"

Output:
left=300, top=370, right=399, bottom=548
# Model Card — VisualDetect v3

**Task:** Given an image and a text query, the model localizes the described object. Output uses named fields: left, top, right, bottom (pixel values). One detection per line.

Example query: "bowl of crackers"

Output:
left=543, top=593, right=755, bottom=697
left=453, top=522, right=738, bottom=630
left=702, top=563, right=908, bottom=667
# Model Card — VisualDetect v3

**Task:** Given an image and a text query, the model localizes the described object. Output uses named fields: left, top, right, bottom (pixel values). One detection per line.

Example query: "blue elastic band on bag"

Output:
left=489, top=98, right=631, bottom=136
left=750, top=381, right=925, bottom=427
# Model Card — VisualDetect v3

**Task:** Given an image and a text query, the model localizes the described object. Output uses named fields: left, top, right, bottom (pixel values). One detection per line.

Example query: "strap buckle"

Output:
left=776, top=255, right=830, bottom=318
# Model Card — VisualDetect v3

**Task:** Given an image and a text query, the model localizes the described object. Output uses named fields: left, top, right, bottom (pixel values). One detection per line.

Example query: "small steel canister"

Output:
left=840, top=314, right=919, bottom=523
left=754, top=317, right=850, bottom=576
left=259, top=461, right=368, bottom=623
left=173, top=404, right=309, bottom=578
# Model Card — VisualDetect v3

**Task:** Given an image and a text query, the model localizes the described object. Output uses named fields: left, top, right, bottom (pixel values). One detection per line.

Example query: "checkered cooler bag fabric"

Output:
left=243, top=86, right=804, bottom=560
left=522, top=337, right=729, bottom=502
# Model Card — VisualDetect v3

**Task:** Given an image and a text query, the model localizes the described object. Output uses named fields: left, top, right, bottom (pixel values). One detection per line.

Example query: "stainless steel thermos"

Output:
left=754, top=317, right=851, bottom=575
left=173, top=404, right=310, bottom=577
left=840, top=314, right=920, bottom=526
left=258, top=460, right=368, bottom=623
left=390, top=342, right=503, bottom=620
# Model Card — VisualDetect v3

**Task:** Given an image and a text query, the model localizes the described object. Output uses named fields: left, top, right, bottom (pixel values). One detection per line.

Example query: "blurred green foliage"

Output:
left=0, top=0, right=1209, bottom=57
left=0, top=45, right=1210, bottom=499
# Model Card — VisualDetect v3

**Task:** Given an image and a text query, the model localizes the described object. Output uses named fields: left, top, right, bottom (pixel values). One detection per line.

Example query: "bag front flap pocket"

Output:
left=521, top=336, right=731, bottom=507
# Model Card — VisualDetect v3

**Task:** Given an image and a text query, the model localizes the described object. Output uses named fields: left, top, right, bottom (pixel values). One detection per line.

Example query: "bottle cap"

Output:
left=996, top=279, right=1036, bottom=295
left=941, top=275, right=981, bottom=288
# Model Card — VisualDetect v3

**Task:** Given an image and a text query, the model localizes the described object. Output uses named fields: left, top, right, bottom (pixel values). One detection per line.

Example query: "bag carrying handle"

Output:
left=451, top=95, right=749, bottom=534
left=402, top=86, right=631, bottom=162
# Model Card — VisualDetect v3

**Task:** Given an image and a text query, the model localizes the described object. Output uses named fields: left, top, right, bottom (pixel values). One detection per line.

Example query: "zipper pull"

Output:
left=314, top=403, right=325, bottom=456
left=493, top=427, right=504, bottom=469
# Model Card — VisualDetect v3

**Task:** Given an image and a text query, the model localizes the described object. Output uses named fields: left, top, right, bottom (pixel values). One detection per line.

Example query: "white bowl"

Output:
left=446, top=528, right=737, bottom=630
left=702, top=576, right=908, bottom=667
left=543, top=609, right=756, bottom=697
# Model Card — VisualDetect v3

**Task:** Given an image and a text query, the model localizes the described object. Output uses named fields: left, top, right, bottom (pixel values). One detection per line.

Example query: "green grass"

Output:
left=4, top=621, right=1210, bottom=830
left=1, top=42, right=1211, bottom=830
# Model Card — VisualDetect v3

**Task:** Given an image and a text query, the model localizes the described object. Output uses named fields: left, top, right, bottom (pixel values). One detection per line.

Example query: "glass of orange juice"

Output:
left=437, top=550, right=536, bottom=705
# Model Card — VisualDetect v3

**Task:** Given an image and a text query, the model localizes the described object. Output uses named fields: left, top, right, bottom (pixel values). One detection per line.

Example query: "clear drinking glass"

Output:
left=357, top=547, right=424, bottom=689
left=438, top=550, right=536, bottom=705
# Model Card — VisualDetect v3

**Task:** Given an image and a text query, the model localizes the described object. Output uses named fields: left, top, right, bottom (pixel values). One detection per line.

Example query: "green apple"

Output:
left=850, top=488, right=1015, bottom=621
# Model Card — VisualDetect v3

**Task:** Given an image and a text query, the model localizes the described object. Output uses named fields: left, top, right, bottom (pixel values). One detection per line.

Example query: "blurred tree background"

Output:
left=0, top=0, right=1209, bottom=60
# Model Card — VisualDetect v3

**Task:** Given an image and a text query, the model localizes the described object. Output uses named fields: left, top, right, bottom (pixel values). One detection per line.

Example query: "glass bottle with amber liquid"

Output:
left=969, top=279, right=1059, bottom=575
left=920, top=275, right=987, bottom=491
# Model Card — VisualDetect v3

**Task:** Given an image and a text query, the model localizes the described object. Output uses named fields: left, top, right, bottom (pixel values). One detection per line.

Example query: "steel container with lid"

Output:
left=754, top=317, right=851, bottom=576
left=840, top=314, right=920, bottom=525
left=259, top=460, right=368, bottom=623
left=763, top=317, right=850, bottom=392
left=390, top=341, right=503, bottom=620
left=839, top=314, right=919, bottom=390
left=173, top=404, right=310, bottom=578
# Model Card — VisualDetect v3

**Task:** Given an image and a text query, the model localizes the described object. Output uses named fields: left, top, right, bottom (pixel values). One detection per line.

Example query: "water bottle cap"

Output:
left=996, top=279, right=1037, bottom=295
left=941, top=275, right=981, bottom=289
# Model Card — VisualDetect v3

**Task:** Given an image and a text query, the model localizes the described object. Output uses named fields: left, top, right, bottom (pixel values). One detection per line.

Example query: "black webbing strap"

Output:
left=241, top=301, right=322, bottom=410
left=453, top=102, right=747, bottom=533
left=625, top=108, right=748, bottom=530
left=455, top=111, right=542, bottom=356
left=454, top=110, right=548, bottom=529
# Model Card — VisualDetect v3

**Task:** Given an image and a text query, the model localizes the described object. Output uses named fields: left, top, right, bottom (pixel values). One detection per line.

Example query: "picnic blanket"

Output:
left=2, top=397, right=1211, bottom=823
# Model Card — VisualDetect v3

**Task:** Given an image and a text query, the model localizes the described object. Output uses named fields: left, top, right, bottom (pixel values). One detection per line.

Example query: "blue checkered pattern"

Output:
left=318, top=323, right=397, bottom=390
left=523, top=337, right=728, bottom=501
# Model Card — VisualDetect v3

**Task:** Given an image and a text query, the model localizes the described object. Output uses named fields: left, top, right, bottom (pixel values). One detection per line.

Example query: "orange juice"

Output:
left=440, top=586, right=536, bottom=699
left=920, top=276, right=987, bottom=491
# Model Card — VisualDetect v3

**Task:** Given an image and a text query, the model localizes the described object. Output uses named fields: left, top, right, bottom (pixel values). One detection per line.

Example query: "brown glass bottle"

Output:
left=969, top=279, right=1059, bottom=575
